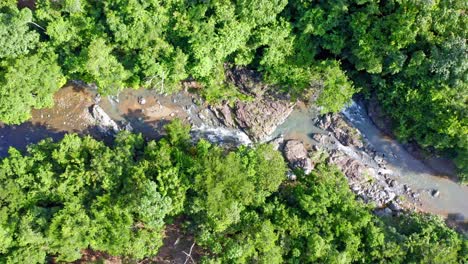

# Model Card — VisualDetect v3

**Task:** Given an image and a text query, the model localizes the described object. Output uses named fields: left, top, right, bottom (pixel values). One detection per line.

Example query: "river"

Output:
left=271, top=101, right=468, bottom=222
left=0, top=86, right=467, bottom=222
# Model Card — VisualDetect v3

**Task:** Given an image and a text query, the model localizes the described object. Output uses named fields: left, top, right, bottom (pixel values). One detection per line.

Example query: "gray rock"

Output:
left=388, top=201, right=402, bottom=211
left=138, top=96, right=146, bottom=105
left=317, top=114, right=364, bottom=148
left=431, top=189, right=440, bottom=198
left=124, top=122, right=133, bottom=132
left=91, top=105, right=120, bottom=133
left=287, top=171, right=297, bottom=181
left=268, top=134, right=284, bottom=150
left=94, top=94, right=101, bottom=104
left=213, top=104, right=236, bottom=127
left=283, top=140, right=314, bottom=174
left=233, top=98, right=295, bottom=141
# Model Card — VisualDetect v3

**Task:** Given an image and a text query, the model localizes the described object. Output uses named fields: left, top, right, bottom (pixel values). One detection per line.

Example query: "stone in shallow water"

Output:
left=90, top=105, right=120, bottom=133
left=138, top=96, right=146, bottom=105
left=283, top=140, right=314, bottom=174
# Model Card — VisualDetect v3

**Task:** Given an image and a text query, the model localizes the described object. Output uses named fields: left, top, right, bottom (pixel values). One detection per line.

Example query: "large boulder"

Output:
left=234, top=98, right=295, bottom=141
left=317, top=114, right=363, bottom=148
left=90, top=105, right=120, bottom=133
left=212, top=66, right=295, bottom=141
left=283, top=140, right=314, bottom=174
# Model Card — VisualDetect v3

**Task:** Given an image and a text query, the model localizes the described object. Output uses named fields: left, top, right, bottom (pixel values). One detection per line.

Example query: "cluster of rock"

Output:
left=211, top=67, right=295, bottom=141
left=213, top=98, right=295, bottom=141
left=282, top=140, right=314, bottom=175
left=313, top=113, right=421, bottom=213
left=272, top=111, right=421, bottom=215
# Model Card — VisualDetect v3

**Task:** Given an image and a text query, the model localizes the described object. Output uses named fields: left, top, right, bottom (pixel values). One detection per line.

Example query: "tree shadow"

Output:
left=0, top=106, right=176, bottom=159
left=0, top=122, right=66, bottom=158
left=0, top=122, right=115, bottom=158
left=17, top=0, right=35, bottom=10
left=120, top=108, right=171, bottom=141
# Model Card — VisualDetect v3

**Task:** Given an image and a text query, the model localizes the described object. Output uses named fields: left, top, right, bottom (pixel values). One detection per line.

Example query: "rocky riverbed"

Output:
left=1, top=74, right=467, bottom=225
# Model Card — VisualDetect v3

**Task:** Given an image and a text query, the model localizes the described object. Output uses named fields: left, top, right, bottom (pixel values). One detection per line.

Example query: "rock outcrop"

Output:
left=90, top=105, right=120, bottom=134
left=317, top=114, right=363, bottom=148
left=212, top=67, right=295, bottom=141
left=283, top=140, right=314, bottom=174
left=233, top=98, right=295, bottom=141
left=312, top=113, right=417, bottom=211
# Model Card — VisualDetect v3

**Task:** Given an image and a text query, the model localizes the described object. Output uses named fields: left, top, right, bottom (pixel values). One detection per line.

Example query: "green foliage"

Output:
left=0, top=7, right=39, bottom=59
left=73, top=38, right=130, bottom=95
left=2, top=1, right=467, bottom=174
left=189, top=142, right=286, bottom=232
left=0, top=120, right=466, bottom=262
left=285, top=0, right=468, bottom=181
left=191, top=163, right=467, bottom=263
left=0, top=47, right=65, bottom=124
left=0, top=132, right=180, bottom=262
left=0, top=6, right=65, bottom=124
left=316, top=60, right=357, bottom=113
left=0, top=0, right=359, bottom=123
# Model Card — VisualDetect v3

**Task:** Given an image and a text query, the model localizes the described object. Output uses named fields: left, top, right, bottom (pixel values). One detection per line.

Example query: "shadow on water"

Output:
left=0, top=111, right=175, bottom=159
left=121, top=108, right=170, bottom=141
left=0, top=122, right=65, bottom=158
left=0, top=122, right=110, bottom=158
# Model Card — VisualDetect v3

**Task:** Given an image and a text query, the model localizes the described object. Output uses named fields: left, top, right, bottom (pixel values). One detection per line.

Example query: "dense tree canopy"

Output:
left=279, top=0, right=467, bottom=179
left=0, top=121, right=466, bottom=263
left=0, top=1, right=467, bottom=262
left=1, top=1, right=466, bottom=179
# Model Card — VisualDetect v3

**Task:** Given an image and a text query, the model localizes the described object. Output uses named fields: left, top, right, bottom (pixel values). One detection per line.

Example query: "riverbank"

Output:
left=1, top=82, right=467, bottom=222
left=1, top=81, right=467, bottom=226
left=366, top=94, right=459, bottom=180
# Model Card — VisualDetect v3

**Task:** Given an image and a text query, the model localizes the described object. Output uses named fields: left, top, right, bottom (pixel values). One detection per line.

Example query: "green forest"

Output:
left=0, top=121, right=466, bottom=263
left=0, top=0, right=466, bottom=179
left=0, top=0, right=467, bottom=262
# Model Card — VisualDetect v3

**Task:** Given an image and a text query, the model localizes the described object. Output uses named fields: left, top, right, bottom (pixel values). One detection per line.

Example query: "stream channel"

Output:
left=0, top=86, right=466, bottom=222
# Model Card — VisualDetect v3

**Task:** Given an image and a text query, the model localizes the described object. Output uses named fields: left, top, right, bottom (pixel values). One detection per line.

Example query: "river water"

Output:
left=0, top=87, right=466, bottom=222
left=342, top=102, right=468, bottom=220
left=271, top=101, right=468, bottom=221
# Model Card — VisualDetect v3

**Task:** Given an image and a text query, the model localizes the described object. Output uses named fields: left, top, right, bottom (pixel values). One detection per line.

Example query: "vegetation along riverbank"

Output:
left=0, top=0, right=467, bottom=263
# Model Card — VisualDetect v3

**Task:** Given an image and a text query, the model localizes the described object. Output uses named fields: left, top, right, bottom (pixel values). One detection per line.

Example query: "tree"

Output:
left=71, top=38, right=130, bottom=94
left=0, top=7, right=39, bottom=59
left=0, top=48, right=65, bottom=124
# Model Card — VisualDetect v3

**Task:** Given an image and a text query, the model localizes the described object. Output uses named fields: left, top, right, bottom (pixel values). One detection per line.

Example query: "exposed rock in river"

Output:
left=212, top=67, right=296, bottom=141
left=283, top=140, right=314, bottom=174
left=90, top=105, right=120, bottom=134
left=312, top=112, right=412, bottom=210
left=233, top=98, right=295, bottom=141
left=317, top=114, right=363, bottom=148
